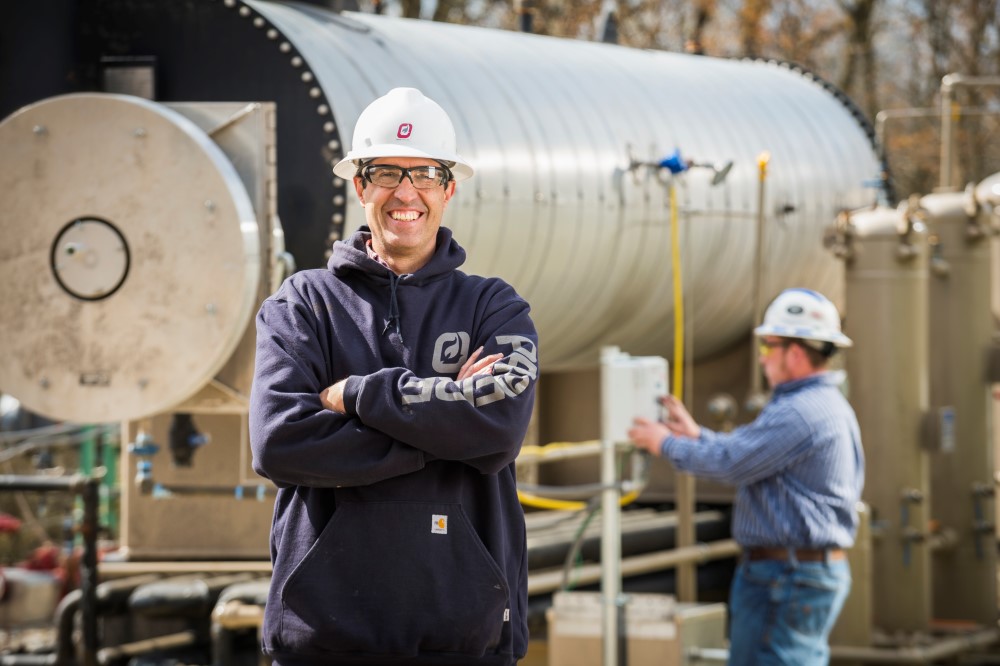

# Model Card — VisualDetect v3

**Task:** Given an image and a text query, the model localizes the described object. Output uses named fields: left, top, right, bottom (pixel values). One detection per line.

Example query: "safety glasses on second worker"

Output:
left=360, top=163, right=452, bottom=189
left=758, top=338, right=791, bottom=357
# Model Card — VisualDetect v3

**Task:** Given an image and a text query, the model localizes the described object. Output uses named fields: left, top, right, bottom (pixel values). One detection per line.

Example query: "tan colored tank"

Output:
left=841, top=203, right=932, bottom=633
left=924, top=187, right=997, bottom=625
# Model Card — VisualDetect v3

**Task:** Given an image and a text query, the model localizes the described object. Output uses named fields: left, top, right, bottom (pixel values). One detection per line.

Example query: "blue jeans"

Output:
left=727, top=554, right=850, bottom=666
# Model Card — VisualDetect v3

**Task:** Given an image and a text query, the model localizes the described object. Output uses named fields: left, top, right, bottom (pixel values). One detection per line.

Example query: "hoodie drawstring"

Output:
left=383, top=273, right=402, bottom=341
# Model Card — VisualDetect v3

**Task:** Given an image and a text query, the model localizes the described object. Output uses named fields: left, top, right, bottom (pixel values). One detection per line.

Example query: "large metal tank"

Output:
left=839, top=204, right=932, bottom=633
left=923, top=186, right=997, bottom=626
left=246, top=1, right=883, bottom=371
left=0, top=1, right=884, bottom=425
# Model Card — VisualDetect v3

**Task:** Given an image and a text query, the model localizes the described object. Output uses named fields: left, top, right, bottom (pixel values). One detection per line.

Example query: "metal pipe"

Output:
left=875, top=106, right=997, bottom=153
left=689, top=627, right=1000, bottom=664
left=211, top=600, right=265, bottom=666
left=527, top=539, right=741, bottom=595
left=747, top=151, right=771, bottom=411
left=830, top=627, right=1000, bottom=663
left=52, top=589, right=81, bottom=666
left=940, top=74, right=1000, bottom=189
left=0, top=657, right=56, bottom=666
left=80, top=477, right=99, bottom=666
left=685, top=647, right=729, bottom=662
left=600, top=433, right=621, bottom=666
left=96, top=631, right=200, bottom=665
left=144, top=482, right=275, bottom=499
left=98, top=561, right=273, bottom=578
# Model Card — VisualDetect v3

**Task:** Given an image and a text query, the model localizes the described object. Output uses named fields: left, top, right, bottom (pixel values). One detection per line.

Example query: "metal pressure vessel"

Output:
left=839, top=204, right=932, bottom=633
left=923, top=186, right=997, bottom=625
left=0, top=1, right=883, bottom=422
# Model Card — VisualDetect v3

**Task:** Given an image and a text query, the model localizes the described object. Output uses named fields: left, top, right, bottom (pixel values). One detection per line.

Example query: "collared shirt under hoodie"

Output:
left=659, top=372, right=864, bottom=549
left=249, top=226, right=538, bottom=665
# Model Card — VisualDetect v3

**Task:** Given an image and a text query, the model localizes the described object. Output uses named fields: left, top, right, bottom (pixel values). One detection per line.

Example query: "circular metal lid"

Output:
left=0, top=93, right=260, bottom=422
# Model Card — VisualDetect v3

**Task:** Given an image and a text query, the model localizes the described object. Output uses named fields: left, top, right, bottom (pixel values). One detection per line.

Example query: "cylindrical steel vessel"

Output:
left=843, top=205, right=932, bottom=634
left=923, top=187, right=996, bottom=625
left=250, top=3, right=882, bottom=369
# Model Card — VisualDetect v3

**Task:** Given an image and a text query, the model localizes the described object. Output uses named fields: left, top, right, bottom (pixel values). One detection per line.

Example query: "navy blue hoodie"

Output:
left=249, top=226, right=537, bottom=665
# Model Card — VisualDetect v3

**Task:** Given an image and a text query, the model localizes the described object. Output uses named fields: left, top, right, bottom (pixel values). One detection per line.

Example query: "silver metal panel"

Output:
left=0, top=94, right=260, bottom=422
left=252, top=4, right=881, bottom=370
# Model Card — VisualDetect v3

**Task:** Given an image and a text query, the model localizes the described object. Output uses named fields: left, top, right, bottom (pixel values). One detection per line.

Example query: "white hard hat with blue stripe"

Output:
left=754, top=288, right=853, bottom=348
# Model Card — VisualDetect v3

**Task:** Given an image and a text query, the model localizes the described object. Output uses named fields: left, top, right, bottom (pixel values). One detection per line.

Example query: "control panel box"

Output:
left=601, top=347, right=669, bottom=443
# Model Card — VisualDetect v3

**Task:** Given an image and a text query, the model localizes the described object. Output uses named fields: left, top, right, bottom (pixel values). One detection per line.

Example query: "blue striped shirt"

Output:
left=661, top=372, right=864, bottom=549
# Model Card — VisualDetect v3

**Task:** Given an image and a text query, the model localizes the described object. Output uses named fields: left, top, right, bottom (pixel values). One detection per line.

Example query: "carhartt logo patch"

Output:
left=503, top=608, right=510, bottom=622
left=432, top=514, right=448, bottom=535
left=397, top=123, right=413, bottom=139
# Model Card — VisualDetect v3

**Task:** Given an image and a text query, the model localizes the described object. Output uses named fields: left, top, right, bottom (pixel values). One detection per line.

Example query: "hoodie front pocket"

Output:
left=280, top=501, right=509, bottom=657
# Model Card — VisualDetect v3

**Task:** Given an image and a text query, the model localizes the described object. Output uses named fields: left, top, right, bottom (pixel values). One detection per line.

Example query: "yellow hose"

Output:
left=517, top=489, right=641, bottom=512
left=669, top=181, right=684, bottom=401
left=517, top=441, right=643, bottom=509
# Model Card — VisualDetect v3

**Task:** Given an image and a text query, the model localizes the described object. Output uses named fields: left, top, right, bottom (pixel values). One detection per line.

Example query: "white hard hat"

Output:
left=754, top=288, right=853, bottom=348
left=333, top=87, right=473, bottom=181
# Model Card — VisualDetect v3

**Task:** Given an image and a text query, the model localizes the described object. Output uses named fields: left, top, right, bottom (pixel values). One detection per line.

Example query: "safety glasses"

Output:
left=360, top=163, right=452, bottom=189
left=758, top=339, right=790, bottom=357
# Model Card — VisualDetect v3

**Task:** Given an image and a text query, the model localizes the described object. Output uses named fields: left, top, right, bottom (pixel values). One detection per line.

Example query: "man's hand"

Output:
left=457, top=346, right=503, bottom=381
left=320, top=380, right=347, bottom=413
left=628, top=395, right=702, bottom=455
left=660, top=395, right=700, bottom=438
left=628, top=417, right=670, bottom=455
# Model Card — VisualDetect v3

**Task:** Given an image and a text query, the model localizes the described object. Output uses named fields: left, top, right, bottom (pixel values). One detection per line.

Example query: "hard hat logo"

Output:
left=397, top=123, right=412, bottom=139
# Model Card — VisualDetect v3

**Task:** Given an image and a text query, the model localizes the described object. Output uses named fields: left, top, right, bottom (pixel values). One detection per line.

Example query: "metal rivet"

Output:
left=301, top=71, right=313, bottom=83
left=328, top=139, right=340, bottom=150
left=266, top=29, right=278, bottom=40
left=291, top=56, right=303, bottom=68
left=279, top=42, right=291, bottom=53
left=333, top=213, right=343, bottom=223
left=32, top=125, right=47, bottom=135
left=310, top=87, right=323, bottom=99
left=253, top=17, right=265, bottom=27
left=317, top=104, right=329, bottom=116
left=224, top=0, right=236, bottom=6
left=323, top=121, right=335, bottom=133
left=333, top=177, right=345, bottom=187
left=239, top=6, right=251, bottom=16
left=334, top=195, right=345, bottom=205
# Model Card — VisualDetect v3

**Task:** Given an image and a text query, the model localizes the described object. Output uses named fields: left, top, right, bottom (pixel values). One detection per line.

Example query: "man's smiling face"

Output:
left=354, top=156, right=456, bottom=274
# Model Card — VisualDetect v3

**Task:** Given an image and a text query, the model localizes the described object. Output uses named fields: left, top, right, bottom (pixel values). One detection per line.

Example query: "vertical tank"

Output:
left=840, top=204, right=932, bottom=633
left=924, top=186, right=997, bottom=625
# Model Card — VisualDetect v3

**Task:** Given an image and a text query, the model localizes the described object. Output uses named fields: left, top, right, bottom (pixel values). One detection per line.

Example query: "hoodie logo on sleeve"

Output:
left=431, top=514, right=448, bottom=535
left=402, top=334, right=537, bottom=408
left=431, top=332, right=471, bottom=373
